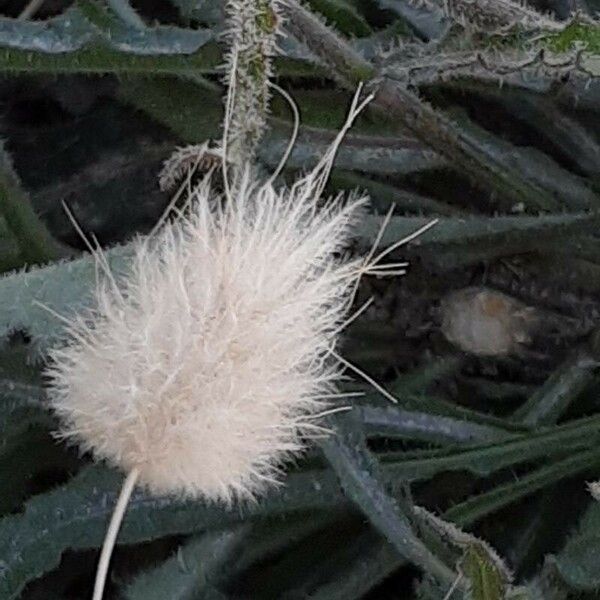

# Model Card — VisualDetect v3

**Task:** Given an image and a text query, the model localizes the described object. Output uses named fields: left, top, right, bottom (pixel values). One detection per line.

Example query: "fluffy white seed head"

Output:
left=46, top=165, right=367, bottom=503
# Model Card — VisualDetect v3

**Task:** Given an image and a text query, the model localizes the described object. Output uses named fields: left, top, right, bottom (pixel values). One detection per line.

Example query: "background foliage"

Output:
left=1, top=0, right=600, bottom=598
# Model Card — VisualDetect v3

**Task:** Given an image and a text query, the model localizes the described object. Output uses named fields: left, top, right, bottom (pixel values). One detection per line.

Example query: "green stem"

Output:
left=328, top=171, right=463, bottom=216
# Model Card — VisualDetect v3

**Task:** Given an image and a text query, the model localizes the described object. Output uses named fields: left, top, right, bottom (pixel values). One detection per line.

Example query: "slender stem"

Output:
left=93, top=468, right=139, bottom=600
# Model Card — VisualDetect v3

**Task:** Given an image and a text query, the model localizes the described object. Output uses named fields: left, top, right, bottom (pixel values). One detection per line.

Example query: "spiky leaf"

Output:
left=0, top=464, right=350, bottom=599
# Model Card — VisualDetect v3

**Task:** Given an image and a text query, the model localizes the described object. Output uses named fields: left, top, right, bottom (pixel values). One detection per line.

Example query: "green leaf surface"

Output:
left=357, top=404, right=510, bottom=445
left=0, top=3, right=212, bottom=55
left=357, top=212, right=600, bottom=270
left=2, top=411, right=597, bottom=597
left=463, top=544, right=506, bottom=600
left=0, top=140, right=65, bottom=267
left=307, top=0, right=372, bottom=36
left=512, top=351, right=597, bottom=426
left=383, top=413, right=600, bottom=481
left=546, top=20, right=600, bottom=54
left=281, top=528, right=402, bottom=600
left=320, top=414, right=456, bottom=586
left=445, top=446, right=600, bottom=526
left=374, top=0, right=447, bottom=39
left=123, top=513, right=339, bottom=598
left=0, top=403, right=55, bottom=457
left=0, top=464, right=346, bottom=599
left=0, top=244, right=133, bottom=356
left=124, top=529, right=247, bottom=600
left=553, top=499, right=600, bottom=591
left=413, top=507, right=512, bottom=599
left=0, top=429, right=72, bottom=516
left=358, top=384, right=530, bottom=435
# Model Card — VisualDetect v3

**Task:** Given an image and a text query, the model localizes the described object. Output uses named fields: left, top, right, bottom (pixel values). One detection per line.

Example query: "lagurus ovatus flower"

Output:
left=44, top=86, right=409, bottom=600
left=46, top=91, right=374, bottom=505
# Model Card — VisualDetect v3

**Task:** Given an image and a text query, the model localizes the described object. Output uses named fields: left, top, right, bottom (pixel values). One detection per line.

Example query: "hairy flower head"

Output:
left=46, top=161, right=367, bottom=502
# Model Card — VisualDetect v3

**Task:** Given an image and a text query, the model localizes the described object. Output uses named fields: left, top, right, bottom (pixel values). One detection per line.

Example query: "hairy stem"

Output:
left=223, top=0, right=280, bottom=165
